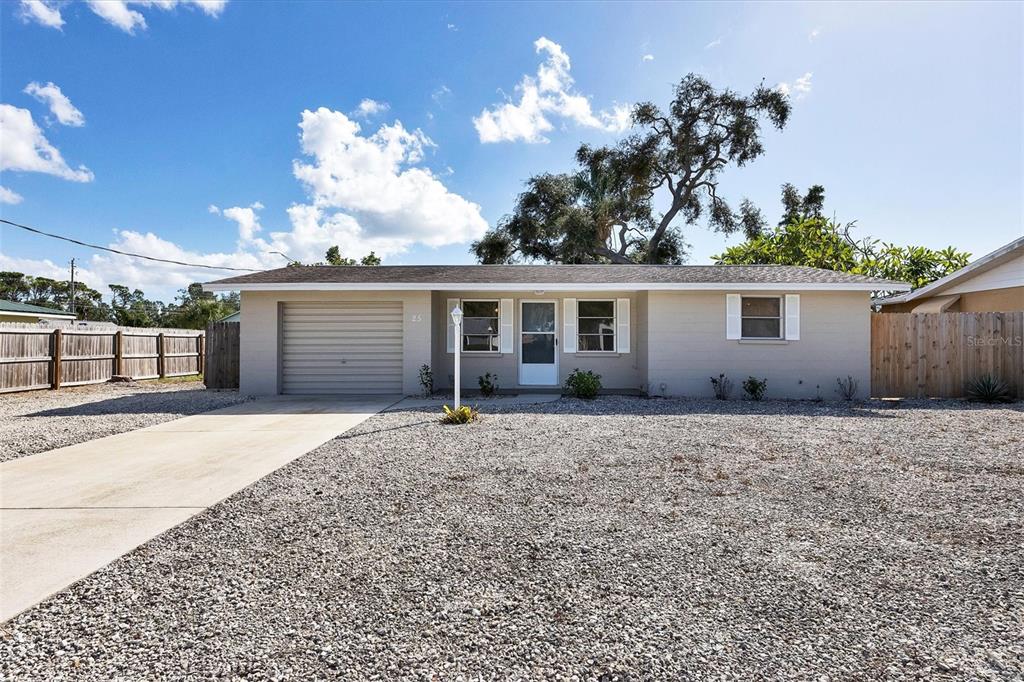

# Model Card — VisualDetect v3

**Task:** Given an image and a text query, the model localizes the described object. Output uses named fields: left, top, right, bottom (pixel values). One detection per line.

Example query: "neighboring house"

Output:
left=204, top=265, right=909, bottom=399
left=0, top=299, right=77, bottom=324
left=217, top=310, right=241, bottom=323
left=877, top=236, right=1024, bottom=313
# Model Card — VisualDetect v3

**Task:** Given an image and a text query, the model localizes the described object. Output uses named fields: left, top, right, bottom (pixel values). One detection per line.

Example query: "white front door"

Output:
left=519, top=300, right=558, bottom=386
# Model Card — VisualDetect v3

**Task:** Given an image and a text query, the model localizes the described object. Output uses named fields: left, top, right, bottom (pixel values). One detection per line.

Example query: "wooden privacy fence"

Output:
left=871, top=312, right=1024, bottom=399
left=0, top=326, right=204, bottom=394
left=204, top=322, right=239, bottom=389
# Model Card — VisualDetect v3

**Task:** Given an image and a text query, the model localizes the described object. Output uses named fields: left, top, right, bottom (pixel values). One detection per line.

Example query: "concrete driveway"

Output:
left=0, top=396, right=395, bottom=622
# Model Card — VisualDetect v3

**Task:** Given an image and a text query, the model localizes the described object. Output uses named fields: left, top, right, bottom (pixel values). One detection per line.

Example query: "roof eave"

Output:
left=204, top=281, right=911, bottom=293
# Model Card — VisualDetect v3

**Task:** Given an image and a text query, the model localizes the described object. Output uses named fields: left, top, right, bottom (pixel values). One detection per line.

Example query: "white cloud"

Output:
left=18, top=0, right=64, bottom=29
left=642, top=54, right=654, bottom=62
left=0, top=104, right=94, bottom=182
left=24, top=82, right=85, bottom=127
left=290, top=107, right=486, bottom=252
left=705, top=37, right=722, bottom=49
left=474, top=37, right=632, bottom=144
left=777, top=72, right=813, bottom=99
left=431, top=85, right=452, bottom=104
left=809, top=27, right=821, bottom=42
left=83, top=0, right=227, bottom=33
left=447, top=23, right=457, bottom=31
left=0, top=186, right=25, bottom=205
left=87, top=0, right=147, bottom=33
left=1, top=106, right=487, bottom=300
left=221, top=202, right=264, bottom=241
left=352, top=98, right=390, bottom=118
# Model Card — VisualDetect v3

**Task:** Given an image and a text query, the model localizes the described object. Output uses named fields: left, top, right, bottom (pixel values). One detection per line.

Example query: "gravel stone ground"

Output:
left=0, top=381, right=251, bottom=462
left=2, top=396, right=1021, bottom=680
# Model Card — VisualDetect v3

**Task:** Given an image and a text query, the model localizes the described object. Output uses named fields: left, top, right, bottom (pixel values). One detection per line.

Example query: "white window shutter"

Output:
left=616, top=298, right=630, bottom=353
left=785, top=294, right=800, bottom=340
left=499, top=298, right=514, bottom=354
left=446, top=298, right=459, bottom=353
left=726, top=294, right=741, bottom=340
left=563, top=298, right=577, bottom=353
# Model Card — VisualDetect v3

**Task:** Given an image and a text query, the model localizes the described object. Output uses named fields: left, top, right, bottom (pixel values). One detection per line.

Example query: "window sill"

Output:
left=572, top=351, right=621, bottom=357
left=738, top=339, right=789, bottom=345
left=459, top=351, right=503, bottom=356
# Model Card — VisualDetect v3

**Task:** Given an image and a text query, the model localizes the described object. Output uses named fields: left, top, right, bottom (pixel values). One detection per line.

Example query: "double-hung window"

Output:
left=461, top=300, right=500, bottom=352
left=741, top=296, right=783, bottom=339
left=577, top=300, right=616, bottom=352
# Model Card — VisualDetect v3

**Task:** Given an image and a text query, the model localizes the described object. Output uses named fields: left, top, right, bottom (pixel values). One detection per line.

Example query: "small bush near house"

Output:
left=742, top=376, right=767, bottom=401
left=966, top=374, right=1013, bottom=403
left=440, top=404, right=479, bottom=424
left=565, top=369, right=602, bottom=399
left=478, top=372, right=498, bottom=397
left=418, top=364, right=433, bottom=397
left=710, top=374, right=733, bottom=400
left=835, top=376, right=859, bottom=401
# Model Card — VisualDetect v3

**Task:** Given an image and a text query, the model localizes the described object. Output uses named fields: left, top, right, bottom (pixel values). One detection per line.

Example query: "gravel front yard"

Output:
left=0, top=381, right=251, bottom=462
left=2, top=397, right=1022, bottom=679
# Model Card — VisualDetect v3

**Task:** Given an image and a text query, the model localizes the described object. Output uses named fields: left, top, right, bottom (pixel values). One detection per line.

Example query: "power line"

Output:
left=0, top=218, right=261, bottom=272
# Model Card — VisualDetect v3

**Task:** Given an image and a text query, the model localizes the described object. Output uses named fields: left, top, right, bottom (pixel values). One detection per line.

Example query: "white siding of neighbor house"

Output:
left=646, top=290, right=872, bottom=399
left=944, top=252, right=1024, bottom=295
left=239, top=290, right=431, bottom=396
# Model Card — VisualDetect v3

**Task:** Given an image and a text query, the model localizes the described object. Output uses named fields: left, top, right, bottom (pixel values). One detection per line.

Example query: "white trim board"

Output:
left=205, top=281, right=909, bottom=293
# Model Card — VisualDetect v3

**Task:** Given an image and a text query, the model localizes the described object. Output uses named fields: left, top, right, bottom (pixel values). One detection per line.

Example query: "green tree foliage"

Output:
left=472, top=74, right=791, bottom=264
left=0, top=271, right=112, bottom=321
left=714, top=218, right=971, bottom=289
left=324, top=246, right=381, bottom=266
left=0, top=271, right=238, bottom=328
left=714, top=184, right=971, bottom=289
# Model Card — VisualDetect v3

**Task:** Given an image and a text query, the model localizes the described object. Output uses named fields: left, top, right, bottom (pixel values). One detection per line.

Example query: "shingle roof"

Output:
left=0, top=299, right=76, bottom=317
left=205, top=264, right=909, bottom=290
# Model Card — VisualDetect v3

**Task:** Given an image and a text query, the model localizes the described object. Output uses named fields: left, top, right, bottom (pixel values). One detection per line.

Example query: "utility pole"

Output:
left=69, top=258, right=76, bottom=317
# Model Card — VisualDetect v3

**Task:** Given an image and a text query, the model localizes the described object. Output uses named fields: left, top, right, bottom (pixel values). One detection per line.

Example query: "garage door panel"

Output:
left=280, top=301, right=404, bottom=395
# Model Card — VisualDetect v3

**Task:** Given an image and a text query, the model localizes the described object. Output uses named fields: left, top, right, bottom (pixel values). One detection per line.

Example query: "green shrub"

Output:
left=742, top=376, right=767, bottom=401
left=710, top=374, right=733, bottom=400
left=966, top=374, right=1012, bottom=403
left=478, top=372, right=498, bottom=397
left=835, top=376, right=859, bottom=401
left=440, top=404, right=479, bottom=424
left=418, top=364, right=433, bottom=397
left=565, top=369, right=601, bottom=399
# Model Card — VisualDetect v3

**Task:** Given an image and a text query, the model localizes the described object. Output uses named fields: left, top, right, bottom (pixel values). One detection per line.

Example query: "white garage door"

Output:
left=280, top=301, right=404, bottom=395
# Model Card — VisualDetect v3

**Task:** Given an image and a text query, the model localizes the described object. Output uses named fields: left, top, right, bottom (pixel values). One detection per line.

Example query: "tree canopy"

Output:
left=714, top=185, right=971, bottom=290
left=472, top=74, right=791, bottom=264
left=0, top=272, right=239, bottom=329
left=324, top=246, right=381, bottom=266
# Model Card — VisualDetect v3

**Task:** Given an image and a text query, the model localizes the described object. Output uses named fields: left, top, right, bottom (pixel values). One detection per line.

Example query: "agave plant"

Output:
left=966, top=375, right=1013, bottom=404
left=440, top=404, right=479, bottom=424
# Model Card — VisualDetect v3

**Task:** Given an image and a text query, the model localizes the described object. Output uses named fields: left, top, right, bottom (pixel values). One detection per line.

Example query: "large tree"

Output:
left=472, top=74, right=790, bottom=264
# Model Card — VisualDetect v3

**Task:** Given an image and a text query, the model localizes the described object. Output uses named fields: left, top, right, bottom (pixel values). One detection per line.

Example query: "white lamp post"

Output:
left=450, top=305, right=463, bottom=410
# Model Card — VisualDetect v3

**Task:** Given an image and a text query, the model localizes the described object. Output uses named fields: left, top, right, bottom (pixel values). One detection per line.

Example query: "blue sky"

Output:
left=1, top=0, right=1021, bottom=301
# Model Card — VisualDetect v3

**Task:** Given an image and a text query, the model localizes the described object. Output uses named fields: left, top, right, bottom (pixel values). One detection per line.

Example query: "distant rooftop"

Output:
left=0, top=299, right=76, bottom=318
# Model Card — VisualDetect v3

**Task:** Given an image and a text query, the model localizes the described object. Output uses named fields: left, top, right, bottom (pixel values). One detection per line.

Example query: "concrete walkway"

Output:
left=0, top=396, right=394, bottom=622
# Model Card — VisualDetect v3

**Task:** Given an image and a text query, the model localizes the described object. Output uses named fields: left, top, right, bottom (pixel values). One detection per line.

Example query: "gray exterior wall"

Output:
left=646, top=290, right=872, bottom=399
left=238, top=290, right=431, bottom=396
left=237, top=288, right=871, bottom=399
left=431, top=290, right=647, bottom=393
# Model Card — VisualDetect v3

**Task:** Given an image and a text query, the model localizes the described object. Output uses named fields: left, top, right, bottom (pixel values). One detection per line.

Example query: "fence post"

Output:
left=115, top=330, right=124, bottom=376
left=157, top=332, right=165, bottom=378
left=51, top=328, right=62, bottom=390
left=198, top=333, right=205, bottom=376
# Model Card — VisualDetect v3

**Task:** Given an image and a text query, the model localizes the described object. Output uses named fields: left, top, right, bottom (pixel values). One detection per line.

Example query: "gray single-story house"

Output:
left=203, top=265, right=910, bottom=399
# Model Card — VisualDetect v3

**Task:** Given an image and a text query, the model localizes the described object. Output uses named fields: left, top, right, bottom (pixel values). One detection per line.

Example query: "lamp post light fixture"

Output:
left=450, top=305, right=463, bottom=410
